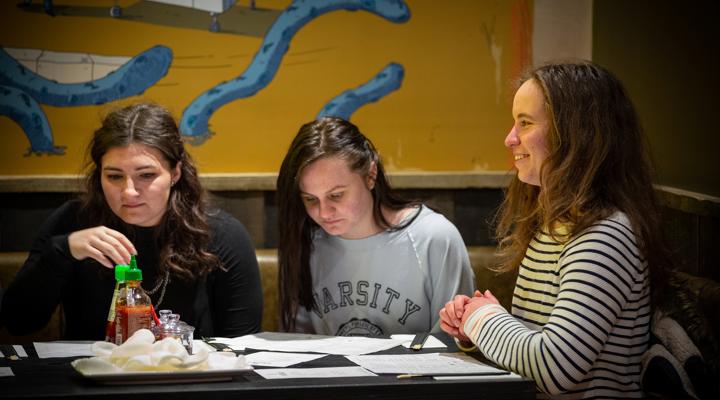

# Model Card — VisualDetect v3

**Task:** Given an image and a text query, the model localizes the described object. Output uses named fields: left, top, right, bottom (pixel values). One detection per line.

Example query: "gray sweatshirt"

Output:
left=295, top=205, right=476, bottom=336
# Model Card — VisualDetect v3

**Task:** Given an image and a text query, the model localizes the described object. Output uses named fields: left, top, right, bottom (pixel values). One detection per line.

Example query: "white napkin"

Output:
left=71, top=329, right=248, bottom=374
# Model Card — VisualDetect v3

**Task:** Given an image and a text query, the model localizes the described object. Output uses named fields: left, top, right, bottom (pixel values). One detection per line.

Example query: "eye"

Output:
left=302, top=196, right=317, bottom=205
left=329, top=192, right=344, bottom=201
left=518, top=119, right=531, bottom=128
left=105, top=174, right=123, bottom=181
left=139, top=173, right=157, bottom=180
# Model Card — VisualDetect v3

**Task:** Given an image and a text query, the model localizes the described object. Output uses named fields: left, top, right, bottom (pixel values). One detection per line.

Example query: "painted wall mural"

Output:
left=0, top=0, right=532, bottom=175
left=1, top=45, right=172, bottom=154
left=181, top=0, right=410, bottom=140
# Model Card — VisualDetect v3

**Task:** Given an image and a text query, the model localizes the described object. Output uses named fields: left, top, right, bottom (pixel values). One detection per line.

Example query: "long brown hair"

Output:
left=276, top=117, right=418, bottom=331
left=494, top=61, right=670, bottom=303
left=82, top=102, right=220, bottom=281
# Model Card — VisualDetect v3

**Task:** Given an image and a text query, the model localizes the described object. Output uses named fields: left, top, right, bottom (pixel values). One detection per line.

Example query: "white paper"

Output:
left=0, top=367, right=15, bottom=377
left=34, top=342, right=94, bottom=359
left=346, top=352, right=509, bottom=376
left=390, top=334, right=447, bottom=349
left=13, top=345, right=28, bottom=358
left=255, top=366, right=376, bottom=379
left=244, top=351, right=327, bottom=367
left=211, top=332, right=403, bottom=356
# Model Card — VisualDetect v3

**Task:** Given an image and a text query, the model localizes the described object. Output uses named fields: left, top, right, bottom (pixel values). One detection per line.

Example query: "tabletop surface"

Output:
left=0, top=333, right=536, bottom=400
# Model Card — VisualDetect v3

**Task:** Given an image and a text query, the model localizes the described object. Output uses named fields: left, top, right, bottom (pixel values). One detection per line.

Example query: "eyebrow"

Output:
left=300, top=185, right=347, bottom=196
left=102, top=165, right=158, bottom=172
left=515, top=112, right=534, bottom=119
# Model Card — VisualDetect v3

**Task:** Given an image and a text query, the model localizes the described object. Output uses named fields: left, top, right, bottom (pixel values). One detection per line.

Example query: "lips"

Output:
left=514, top=154, right=529, bottom=161
left=122, top=203, right=144, bottom=209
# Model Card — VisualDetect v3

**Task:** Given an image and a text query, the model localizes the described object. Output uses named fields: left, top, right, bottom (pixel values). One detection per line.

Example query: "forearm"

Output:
left=0, top=234, right=74, bottom=335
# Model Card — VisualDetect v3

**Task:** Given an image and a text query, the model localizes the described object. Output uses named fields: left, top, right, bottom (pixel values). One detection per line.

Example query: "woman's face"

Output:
left=100, top=143, right=180, bottom=227
left=505, top=79, right=550, bottom=186
left=298, top=156, right=377, bottom=239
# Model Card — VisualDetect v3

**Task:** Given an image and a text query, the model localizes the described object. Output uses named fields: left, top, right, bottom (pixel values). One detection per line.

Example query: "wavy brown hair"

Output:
left=494, top=61, right=670, bottom=303
left=277, top=117, right=419, bottom=331
left=82, top=103, right=220, bottom=281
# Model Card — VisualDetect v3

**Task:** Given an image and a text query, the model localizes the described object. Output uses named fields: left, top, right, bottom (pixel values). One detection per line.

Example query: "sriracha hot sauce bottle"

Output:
left=104, top=263, right=129, bottom=343
left=115, top=255, right=153, bottom=345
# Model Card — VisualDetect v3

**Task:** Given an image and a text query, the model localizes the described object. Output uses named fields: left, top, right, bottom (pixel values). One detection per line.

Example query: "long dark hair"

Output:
left=82, top=102, right=220, bottom=281
left=494, top=61, right=670, bottom=304
left=277, top=117, right=418, bottom=331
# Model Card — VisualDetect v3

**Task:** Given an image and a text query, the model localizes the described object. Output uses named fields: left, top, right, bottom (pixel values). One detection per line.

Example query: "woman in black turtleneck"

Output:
left=0, top=103, right=263, bottom=340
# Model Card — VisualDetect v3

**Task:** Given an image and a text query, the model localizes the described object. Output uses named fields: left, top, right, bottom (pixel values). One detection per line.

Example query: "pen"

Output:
left=410, top=332, right=429, bottom=351
left=396, top=373, right=427, bottom=379
left=0, top=345, right=20, bottom=361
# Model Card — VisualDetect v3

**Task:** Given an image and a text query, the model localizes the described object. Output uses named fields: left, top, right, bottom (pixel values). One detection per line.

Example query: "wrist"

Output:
left=454, top=337, right=477, bottom=352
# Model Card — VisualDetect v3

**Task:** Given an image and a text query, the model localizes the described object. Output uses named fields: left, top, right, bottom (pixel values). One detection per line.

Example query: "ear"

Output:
left=366, top=161, right=377, bottom=190
left=172, top=161, right=182, bottom=185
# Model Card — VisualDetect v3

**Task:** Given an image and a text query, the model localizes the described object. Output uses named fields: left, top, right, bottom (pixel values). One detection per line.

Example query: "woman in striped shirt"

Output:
left=439, top=61, right=671, bottom=398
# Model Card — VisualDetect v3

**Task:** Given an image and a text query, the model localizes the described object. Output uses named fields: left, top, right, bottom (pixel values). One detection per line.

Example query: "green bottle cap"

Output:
left=114, top=264, right=130, bottom=281
left=124, top=254, right=143, bottom=281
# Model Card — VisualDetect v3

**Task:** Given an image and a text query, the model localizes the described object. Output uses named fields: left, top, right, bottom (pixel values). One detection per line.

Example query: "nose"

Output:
left=318, top=200, right=334, bottom=220
left=122, top=178, right=139, bottom=197
left=505, top=125, right=520, bottom=148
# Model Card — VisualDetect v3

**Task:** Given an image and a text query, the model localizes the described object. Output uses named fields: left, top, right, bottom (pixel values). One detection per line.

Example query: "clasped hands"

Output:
left=439, top=289, right=500, bottom=346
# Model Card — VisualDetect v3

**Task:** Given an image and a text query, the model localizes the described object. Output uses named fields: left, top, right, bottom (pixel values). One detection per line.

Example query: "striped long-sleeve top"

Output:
left=463, top=212, right=650, bottom=398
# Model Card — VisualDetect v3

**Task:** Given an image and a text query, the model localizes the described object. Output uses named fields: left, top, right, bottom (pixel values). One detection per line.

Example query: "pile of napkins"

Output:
left=71, top=329, right=248, bottom=374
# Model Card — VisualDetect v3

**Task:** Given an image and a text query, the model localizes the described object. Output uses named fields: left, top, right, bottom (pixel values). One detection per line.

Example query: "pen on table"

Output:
left=396, top=373, right=427, bottom=379
left=409, top=332, right=429, bottom=351
left=0, top=345, right=20, bottom=361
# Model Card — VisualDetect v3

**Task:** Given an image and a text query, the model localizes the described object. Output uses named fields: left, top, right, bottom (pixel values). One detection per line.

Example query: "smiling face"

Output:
left=100, top=143, right=181, bottom=227
left=505, top=79, right=551, bottom=186
left=298, top=156, right=378, bottom=239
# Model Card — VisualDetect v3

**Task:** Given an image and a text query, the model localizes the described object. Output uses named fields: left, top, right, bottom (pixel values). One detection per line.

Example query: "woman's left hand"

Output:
left=460, top=290, right=501, bottom=329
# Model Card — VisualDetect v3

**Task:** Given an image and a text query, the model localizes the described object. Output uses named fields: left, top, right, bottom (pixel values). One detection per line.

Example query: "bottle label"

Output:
left=115, top=305, right=153, bottom=344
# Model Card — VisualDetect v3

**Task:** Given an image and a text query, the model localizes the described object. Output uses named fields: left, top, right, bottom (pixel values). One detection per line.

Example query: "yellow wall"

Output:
left=0, top=0, right=530, bottom=175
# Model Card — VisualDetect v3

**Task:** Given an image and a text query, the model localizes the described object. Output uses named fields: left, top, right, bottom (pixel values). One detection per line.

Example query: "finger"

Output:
left=103, top=229, right=136, bottom=261
left=484, top=290, right=499, bottom=303
left=90, top=235, right=128, bottom=267
left=440, top=307, right=459, bottom=328
left=440, top=321, right=459, bottom=336
left=453, top=296, right=466, bottom=319
left=474, top=290, right=482, bottom=297
left=105, top=228, right=137, bottom=254
left=85, top=246, right=114, bottom=269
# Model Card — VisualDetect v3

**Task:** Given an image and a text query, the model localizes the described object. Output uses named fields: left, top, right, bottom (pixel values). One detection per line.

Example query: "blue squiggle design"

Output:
left=0, top=85, right=61, bottom=154
left=0, top=46, right=172, bottom=107
left=180, top=0, right=410, bottom=138
left=317, top=63, right=404, bottom=120
left=0, top=45, right=172, bottom=154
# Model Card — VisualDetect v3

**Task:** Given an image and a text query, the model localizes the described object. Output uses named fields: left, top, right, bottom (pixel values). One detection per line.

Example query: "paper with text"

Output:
left=255, top=366, right=376, bottom=379
left=34, top=342, right=94, bottom=359
left=390, top=334, right=447, bottom=349
left=346, top=352, right=510, bottom=375
left=211, top=332, right=403, bottom=355
left=244, top=351, right=327, bottom=367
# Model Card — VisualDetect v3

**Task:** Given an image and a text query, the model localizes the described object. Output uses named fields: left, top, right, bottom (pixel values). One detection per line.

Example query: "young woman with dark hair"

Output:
left=277, top=117, right=475, bottom=336
left=440, top=61, right=672, bottom=398
left=0, top=103, right=263, bottom=339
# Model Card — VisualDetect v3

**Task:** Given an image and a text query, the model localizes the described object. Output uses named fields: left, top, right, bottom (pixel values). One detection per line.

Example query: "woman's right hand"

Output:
left=68, top=226, right=136, bottom=269
left=439, top=290, right=482, bottom=343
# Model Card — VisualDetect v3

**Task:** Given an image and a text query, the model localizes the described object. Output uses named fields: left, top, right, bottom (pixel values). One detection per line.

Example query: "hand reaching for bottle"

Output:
left=68, top=226, right=136, bottom=269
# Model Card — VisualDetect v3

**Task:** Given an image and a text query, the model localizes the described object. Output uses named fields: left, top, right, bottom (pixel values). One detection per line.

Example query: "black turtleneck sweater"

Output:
left=0, top=199, right=263, bottom=339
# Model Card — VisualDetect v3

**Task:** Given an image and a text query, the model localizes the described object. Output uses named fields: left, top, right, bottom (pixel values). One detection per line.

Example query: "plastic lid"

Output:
left=124, top=254, right=143, bottom=281
left=114, top=264, right=130, bottom=281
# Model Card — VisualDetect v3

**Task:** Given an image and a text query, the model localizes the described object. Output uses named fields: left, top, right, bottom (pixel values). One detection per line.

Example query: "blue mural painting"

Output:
left=3, top=0, right=409, bottom=155
left=317, top=63, right=404, bottom=120
left=0, top=45, right=172, bottom=155
left=180, top=0, right=410, bottom=139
